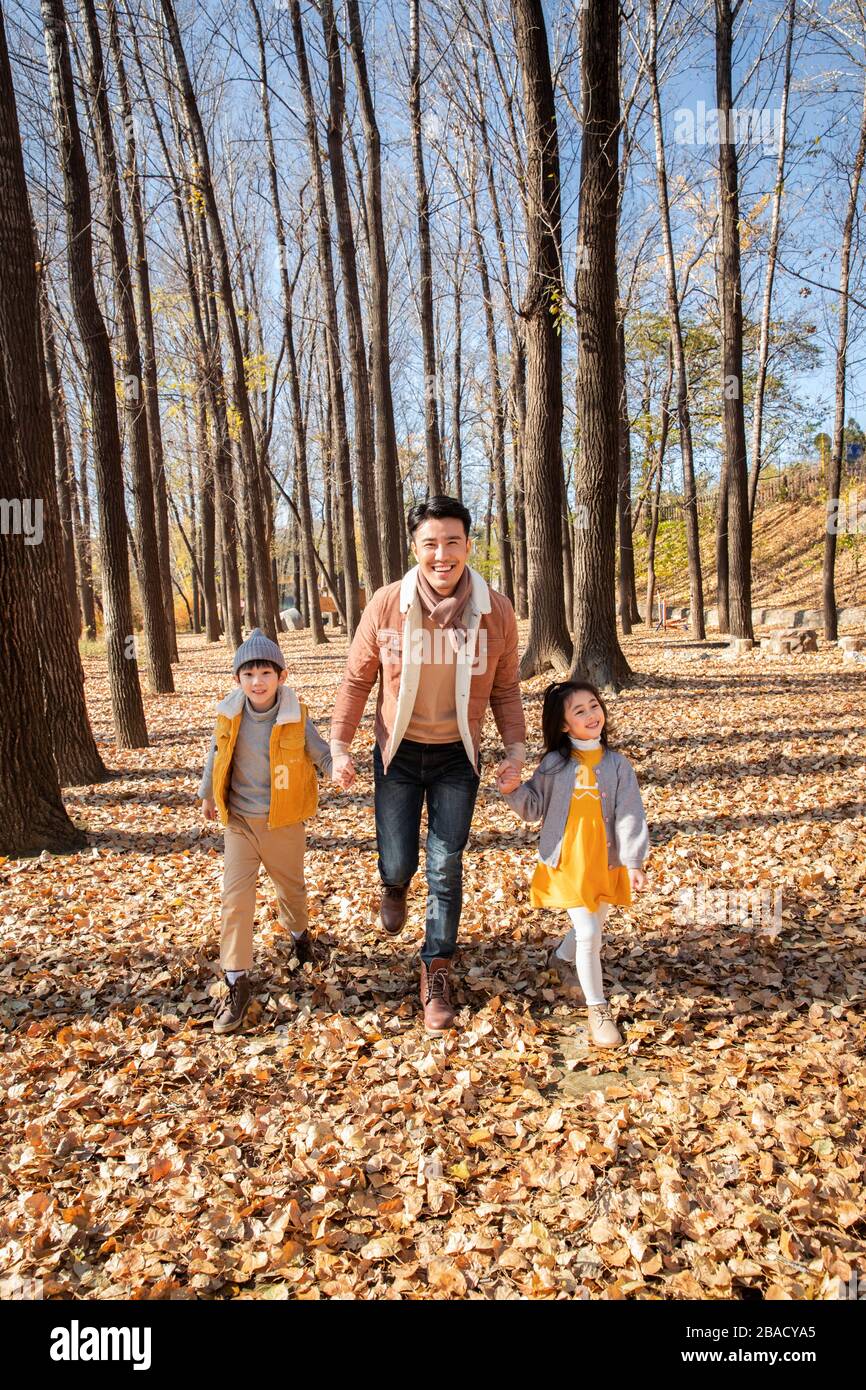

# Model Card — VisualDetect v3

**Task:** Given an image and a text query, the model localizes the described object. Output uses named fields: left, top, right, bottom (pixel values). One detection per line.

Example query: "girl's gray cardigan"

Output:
left=503, top=746, right=649, bottom=871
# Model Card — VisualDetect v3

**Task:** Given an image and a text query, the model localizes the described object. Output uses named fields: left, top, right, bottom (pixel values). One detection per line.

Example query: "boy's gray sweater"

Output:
left=198, top=686, right=332, bottom=817
left=503, top=745, right=649, bottom=870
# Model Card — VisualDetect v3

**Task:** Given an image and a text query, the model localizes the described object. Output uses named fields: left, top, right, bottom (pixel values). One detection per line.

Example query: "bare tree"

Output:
left=570, top=0, right=630, bottom=688
left=346, top=0, right=405, bottom=579
left=42, top=0, right=149, bottom=747
left=409, top=0, right=444, bottom=494
left=289, top=0, right=361, bottom=636
left=512, top=0, right=573, bottom=677
left=715, top=0, right=753, bottom=640
left=159, top=0, right=276, bottom=638
left=79, top=0, right=174, bottom=692
left=824, top=51, right=866, bottom=640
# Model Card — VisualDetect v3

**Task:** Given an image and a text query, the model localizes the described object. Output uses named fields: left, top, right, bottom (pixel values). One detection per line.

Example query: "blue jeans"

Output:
left=374, top=739, right=481, bottom=965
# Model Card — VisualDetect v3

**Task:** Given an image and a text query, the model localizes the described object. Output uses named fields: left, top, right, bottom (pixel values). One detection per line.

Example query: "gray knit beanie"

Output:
left=232, top=627, right=286, bottom=674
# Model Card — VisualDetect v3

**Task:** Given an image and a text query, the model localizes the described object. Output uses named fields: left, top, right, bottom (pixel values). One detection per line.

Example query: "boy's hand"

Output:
left=202, top=797, right=217, bottom=822
left=332, top=752, right=356, bottom=790
left=628, top=867, right=647, bottom=893
left=496, top=760, right=522, bottom=795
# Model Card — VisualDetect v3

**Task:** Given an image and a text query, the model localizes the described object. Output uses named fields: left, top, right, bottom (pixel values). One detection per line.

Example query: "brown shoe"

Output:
left=420, top=957, right=455, bottom=1034
left=213, top=973, right=252, bottom=1035
left=293, top=931, right=319, bottom=967
left=380, top=883, right=409, bottom=935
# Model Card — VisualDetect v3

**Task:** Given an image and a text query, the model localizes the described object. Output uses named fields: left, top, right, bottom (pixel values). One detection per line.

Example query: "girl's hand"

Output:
left=628, top=867, right=647, bottom=893
left=496, top=763, right=522, bottom=795
left=202, top=797, right=218, bottom=822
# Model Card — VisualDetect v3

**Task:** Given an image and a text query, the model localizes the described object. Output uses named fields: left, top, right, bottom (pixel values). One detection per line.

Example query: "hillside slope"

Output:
left=631, top=493, right=866, bottom=612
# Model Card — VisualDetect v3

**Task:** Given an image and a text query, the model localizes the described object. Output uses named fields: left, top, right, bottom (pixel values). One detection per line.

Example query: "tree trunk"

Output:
left=570, top=0, right=630, bottom=689
left=106, top=0, right=177, bottom=663
left=39, top=269, right=80, bottom=633
left=289, top=0, right=361, bottom=638
left=80, top=0, right=174, bottom=693
left=76, top=418, right=97, bottom=638
left=647, top=0, right=705, bottom=639
left=160, top=0, right=275, bottom=638
left=319, top=0, right=382, bottom=599
left=42, top=0, right=148, bottom=747
left=512, top=0, right=573, bottom=677
left=716, top=0, right=753, bottom=640
left=409, top=0, right=444, bottom=494
left=196, top=388, right=221, bottom=641
left=1, top=20, right=107, bottom=797
left=824, top=66, right=866, bottom=641
left=468, top=152, right=513, bottom=602
left=616, top=310, right=640, bottom=630
left=346, top=0, right=404, bottom=579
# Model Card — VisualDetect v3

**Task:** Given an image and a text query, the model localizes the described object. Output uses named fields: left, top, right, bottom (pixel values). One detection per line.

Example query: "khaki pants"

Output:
left=220, top=813, right=308, bottom=971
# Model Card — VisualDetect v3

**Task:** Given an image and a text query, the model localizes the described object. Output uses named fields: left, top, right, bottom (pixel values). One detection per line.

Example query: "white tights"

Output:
left=556, top=903, right=611, bottom=1006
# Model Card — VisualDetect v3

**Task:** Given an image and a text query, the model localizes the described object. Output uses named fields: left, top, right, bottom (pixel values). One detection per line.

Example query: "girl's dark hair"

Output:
left=541, top=680, right=611, bottom=762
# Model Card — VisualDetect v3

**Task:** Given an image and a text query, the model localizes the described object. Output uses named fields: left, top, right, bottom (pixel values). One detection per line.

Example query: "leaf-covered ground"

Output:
left=2, top=628, right=865, bottom=1300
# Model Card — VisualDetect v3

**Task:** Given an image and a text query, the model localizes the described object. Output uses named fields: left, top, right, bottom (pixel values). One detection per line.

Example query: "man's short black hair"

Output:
left=407, top=495, right=472, bottom=538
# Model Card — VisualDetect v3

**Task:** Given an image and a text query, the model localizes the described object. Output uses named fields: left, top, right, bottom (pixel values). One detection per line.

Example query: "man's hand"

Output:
left=202, top=797, right=218, bottom=822
left=628, top=867, right=647, bottom=893
left=496, top=758, right=523, bottom=795
left=332, top=752, right=356, bottom=790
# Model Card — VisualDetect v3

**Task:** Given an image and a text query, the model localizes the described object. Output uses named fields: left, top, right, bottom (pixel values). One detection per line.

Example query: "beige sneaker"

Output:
left=546, top=944, right=585, bottom=1002
left=587, top=1004, right=623, bottom=1048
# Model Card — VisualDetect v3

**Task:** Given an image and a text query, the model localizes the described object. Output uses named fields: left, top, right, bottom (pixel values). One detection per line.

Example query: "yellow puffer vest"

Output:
left=211, top=687, right=318, bottom=829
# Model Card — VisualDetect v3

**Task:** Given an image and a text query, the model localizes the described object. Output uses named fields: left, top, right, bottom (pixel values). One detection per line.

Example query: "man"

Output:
left=330, top=496, right=526, bottom=1034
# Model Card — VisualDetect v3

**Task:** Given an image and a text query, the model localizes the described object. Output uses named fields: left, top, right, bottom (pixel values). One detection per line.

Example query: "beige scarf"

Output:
left=415, top=566, right=472, bottom=653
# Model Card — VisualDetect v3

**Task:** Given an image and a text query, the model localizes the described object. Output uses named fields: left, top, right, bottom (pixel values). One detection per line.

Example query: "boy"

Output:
left=199, top=629, right=332, bottom=1034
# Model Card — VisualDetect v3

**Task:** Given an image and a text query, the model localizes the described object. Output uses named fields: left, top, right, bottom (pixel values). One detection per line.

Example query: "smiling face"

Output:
left=236, top=661, right=286, bottom=711
left=562, top=688, right=605, bottom=741
left=411, top=516, right=471, bottom=595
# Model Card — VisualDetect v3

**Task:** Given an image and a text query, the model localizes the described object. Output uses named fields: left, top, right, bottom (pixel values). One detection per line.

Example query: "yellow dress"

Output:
left=530, top=747, right=631, bottom=911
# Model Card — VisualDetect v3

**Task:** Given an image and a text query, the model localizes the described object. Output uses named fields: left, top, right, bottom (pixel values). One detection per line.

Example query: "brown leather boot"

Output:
left=380, top=883, right=409, bottom=935
left=420, top=957, right=455, bottom=1034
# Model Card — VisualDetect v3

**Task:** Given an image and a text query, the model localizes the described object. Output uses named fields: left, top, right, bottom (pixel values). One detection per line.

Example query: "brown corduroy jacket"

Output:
left=330, top=566, right=526, bottom=772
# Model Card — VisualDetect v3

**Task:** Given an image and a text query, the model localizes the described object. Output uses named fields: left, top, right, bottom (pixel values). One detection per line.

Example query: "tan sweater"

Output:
left=404, top=613, right=460, bottom=743
left=330, top=566, right=526, bottom=771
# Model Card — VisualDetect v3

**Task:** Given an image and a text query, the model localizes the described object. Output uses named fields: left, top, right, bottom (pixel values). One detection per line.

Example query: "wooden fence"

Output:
left=654, top=457, right=866, bottom=524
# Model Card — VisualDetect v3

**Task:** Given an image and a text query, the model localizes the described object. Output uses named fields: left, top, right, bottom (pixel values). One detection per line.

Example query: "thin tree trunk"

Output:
left=289, top=0, right=361, bottom=637
left=824, top=64, right=866, bottom=641
left=42, top=0, right=148, bottom=747
left=409, top=0, right=444, bottom=494
left=716, top=0, right=753, bottom=640
left=79, top=0, right=174, bottom=692
left=616, top=310, right=640, bottom=629
left=76, top=417, right=97, bottom=638
left=467, top=151, right=513, bottom=602
left=39, top=269, right=80, bottom=633
left=106, top=0, right=177, bottom=662
left=646, top=0, right=705, bottom=639
left=748, top=0, right=795, bottom=522
left=319, top=0, right=382, bottom=598
left=346, top=0, right=404, bottom=579
left=160, top=0, right=274, bottom=638
left=513, top=0, right=573, bottom=677
left=196, top=388, right=220, bottom=641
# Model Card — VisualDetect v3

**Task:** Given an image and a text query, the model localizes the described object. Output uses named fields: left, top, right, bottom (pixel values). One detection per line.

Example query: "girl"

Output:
left=497, top=681, right=649, bottom=1047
